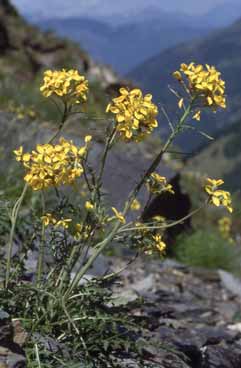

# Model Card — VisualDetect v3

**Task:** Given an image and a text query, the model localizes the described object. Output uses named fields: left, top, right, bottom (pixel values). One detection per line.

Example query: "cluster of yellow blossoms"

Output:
left=41, top=213, right=72, bottom=229
left=152, top=234, right=166, bottom=253
left=106, top=88, right=158, bottom=141
left=205, top=178, right=232, bottom=213
left=40, top=69, right=88, bottom=105
left=218, top=216, right=234, bottom=244
left=173, top=63, right=226, bottom=121
left=146, top=173, right=174, bottom=195
left=134, top=217, right=167, bottom=255
left=14, top=136, right=91, bottom=191
left=74, top=223, right=92, bottom=241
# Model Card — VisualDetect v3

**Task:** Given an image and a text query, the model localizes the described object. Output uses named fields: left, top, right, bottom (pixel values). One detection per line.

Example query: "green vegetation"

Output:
left=174, top=229, right=241, bottom=274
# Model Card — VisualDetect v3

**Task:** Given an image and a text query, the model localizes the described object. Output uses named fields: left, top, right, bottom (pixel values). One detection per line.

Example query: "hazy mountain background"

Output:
left=9, top=0, right=241, bottom=188
left=128, top=17, right=241, bottom=149
left=12, top=0, right=241, bottom=73
left=11, top=0, right=231, bottom=20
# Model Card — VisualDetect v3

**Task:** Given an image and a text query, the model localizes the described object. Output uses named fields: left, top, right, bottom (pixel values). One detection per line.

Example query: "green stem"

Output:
left=64, top=104, right=192, bottom=296
left=48, top=102, right=69, bottom=144
left=36, top=192, right=46, bottom=284
left=94, top=125, right=117, bottom=204
left=98, top=125, right=117, bottom=184
left=5, top=183, right=28, bottom=288
left=118, top=205, right=204, bottom=234
left=65, top=221, right=120, bottom=297
left=123, top=104, right=192, bottom=215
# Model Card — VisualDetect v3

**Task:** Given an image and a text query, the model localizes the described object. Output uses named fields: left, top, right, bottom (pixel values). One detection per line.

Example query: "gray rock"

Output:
left=218, top=270, right=241, bottom=297
left=0, top=311, right=26, bottom=368
left=200, top=345, right=241, bottom=368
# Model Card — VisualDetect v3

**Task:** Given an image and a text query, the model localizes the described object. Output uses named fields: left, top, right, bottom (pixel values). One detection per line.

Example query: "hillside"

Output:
left=128, top=18, right=241, bottom=151
left=187, top=117, right=241, bottom=192
left=0, top=0, right=131, bottom=122
left=0, top=0, right=171, bottom=213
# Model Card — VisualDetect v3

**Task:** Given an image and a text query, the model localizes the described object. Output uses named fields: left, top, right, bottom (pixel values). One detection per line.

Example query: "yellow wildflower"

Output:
left=14, top=137, right=87, bottom=191
left=172, top=71, right=183, bottom=81
left=205, top=178, right=232, bottom=213
left=74, top=223, right=91, bottom=241
left=173, top=63, right=226, bottom=120
left=193, top=110, right=201, bottom=121
left=41, top=213, right=56, bottom=226
left=55, top=218, right=72, bottom=229
left=85, top=135, right=92, bottom=143
left=41, top=213, right=72, bottom=229
left=153, top=234, right=166, bottom=253
left=40, top=69, right=88, bottom=105
left=130, top=199, right=141, bottom=211
left=178, top=98, right=184, bottom=109
left=218, top=216, right=234, bottom=243
left=85, top=201, right=94, bottom=211
left=111, top=207, right=126, bottom=224
left=106, top=87, right=158, bottom=142
left=146, top=173, right=174, bottom=195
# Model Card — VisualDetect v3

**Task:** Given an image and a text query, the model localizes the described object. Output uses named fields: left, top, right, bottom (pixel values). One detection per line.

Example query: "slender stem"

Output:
left=36, top=193, right=46, bottom=285
left=94, top=124, right=117, bottom=204
left=34, top=344, right=42, bottom=368
left=5, top=183, right=28, bottom=288
left=123, top=104, right=192, bottom=216
left=98, top=125, right=117, bottom=185
left=65, top=220, right=120, bottom=297
left=48, top=102, right=69, bottom=144
left=64, top=105, right=192, bottom=295
left=117, top=205, right=204, bottom=234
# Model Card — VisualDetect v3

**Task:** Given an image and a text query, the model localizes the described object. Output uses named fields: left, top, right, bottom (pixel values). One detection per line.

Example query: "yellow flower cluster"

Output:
left=40, top=69, right=88, bottom=105
left=146, top=173, right=174, bottom=195
left=218, top=216, right=234, bottom=243
left=41, top=213, right=72, bottom=229
left=85, top=201, right=95, bottom=211
left=8, top=101, right=36, bottom=120
left=14, top=137, right=91, bottom=191
left=106, top=88, right=158, bottom=141
left=111, top=207, right=126, bottom=224
left=134, top=216, right=166, bottom=255
left=152, top=234, right=166, bottom=253
left=74, top=223, right=92, bottom=241
left=205, top=178, right=232, bottom=213
left=173, top=63, right=226, bottom=120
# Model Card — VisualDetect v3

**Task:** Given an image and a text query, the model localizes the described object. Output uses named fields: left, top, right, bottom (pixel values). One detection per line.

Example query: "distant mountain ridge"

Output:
left=12, top=0, right=241, bottom=25
left=128, top=17, right=241, bottom=151
left=37, top=13, right=212, bottom=74
left=23, top=0, right=241, bottom=74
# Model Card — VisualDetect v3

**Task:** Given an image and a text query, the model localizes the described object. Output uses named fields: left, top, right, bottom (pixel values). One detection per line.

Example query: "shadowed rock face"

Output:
left=0, top=22, right=10, bottom=53
left=142, top=174, right=192, bottom=245
left=0, top=0, right=18, bottom=15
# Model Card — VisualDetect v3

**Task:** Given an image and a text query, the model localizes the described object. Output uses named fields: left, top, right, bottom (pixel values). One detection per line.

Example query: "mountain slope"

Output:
left=128, top=18, right=241, bottom=150
left=187, top=117, right=241, bottom=192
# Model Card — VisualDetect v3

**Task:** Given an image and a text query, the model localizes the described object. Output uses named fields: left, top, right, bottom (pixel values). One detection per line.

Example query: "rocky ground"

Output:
left=2, top=256, right=241, bottom=367
left=111, top=257, right=241, bottom=367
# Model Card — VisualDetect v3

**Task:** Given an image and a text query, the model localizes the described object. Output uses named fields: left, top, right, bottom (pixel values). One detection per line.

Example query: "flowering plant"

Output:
left=1, top=65, right=233, bottom=366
